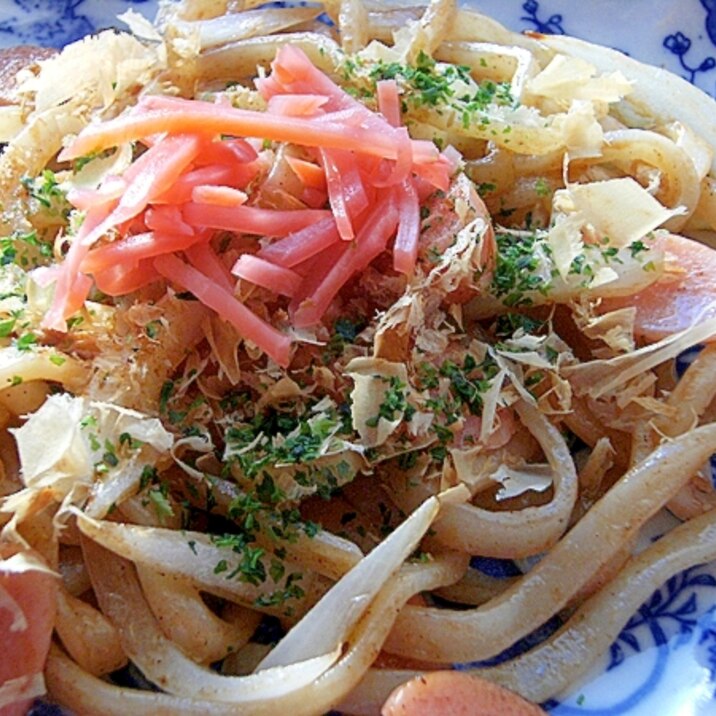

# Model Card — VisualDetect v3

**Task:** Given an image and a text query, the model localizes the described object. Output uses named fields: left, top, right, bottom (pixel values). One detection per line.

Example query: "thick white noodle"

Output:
left=382, top=423, right=716, bottom=663
left=340, top=507, right=716, bottom=713
left=389, top=400, right=578, bottom=558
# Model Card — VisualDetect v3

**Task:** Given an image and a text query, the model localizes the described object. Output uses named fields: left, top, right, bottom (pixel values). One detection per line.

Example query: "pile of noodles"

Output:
left=1, top=0, right=716, bottom=714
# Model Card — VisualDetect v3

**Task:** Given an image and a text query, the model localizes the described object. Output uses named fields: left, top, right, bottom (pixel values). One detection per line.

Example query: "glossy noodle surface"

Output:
left=0, top=1, right=716, bottom=714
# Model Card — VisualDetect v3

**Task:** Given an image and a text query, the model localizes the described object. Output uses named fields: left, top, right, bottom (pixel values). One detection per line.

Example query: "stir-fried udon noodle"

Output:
left=2, top=0, right=716, bottom=713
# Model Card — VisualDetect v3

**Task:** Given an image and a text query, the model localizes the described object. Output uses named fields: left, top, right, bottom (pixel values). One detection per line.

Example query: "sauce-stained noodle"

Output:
left=1, top=0, right=716, bottom=714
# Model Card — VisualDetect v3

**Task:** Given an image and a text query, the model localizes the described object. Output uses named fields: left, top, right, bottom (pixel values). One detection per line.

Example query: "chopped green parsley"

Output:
left=491, top=232, right=552, bottom=306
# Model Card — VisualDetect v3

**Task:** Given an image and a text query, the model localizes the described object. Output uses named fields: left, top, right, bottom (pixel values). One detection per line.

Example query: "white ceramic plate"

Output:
left=3, top=2, right=716, bottom=715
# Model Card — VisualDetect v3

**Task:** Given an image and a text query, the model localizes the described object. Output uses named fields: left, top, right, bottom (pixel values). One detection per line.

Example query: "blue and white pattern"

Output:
left=0, top=0, right=155, bottom=48
left=519, top=0, right=566, bottom=35
left=663, top=31, right=716, bottom=85
left=547, top=557, right=716, bottom=714
left=3, top=0, right=716, bottom=98
left=469, top=512, right=716, bottom=715
left=477, top=0, right=716, bottom=99
left=3, top=2, right=716, bottom=715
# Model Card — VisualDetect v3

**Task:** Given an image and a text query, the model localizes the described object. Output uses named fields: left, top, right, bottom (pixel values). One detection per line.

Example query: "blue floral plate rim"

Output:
left=3, top=2, right=716, bottom=716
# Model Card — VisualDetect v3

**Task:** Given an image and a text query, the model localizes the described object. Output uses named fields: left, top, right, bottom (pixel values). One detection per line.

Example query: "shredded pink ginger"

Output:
left=46, top=45, right=457, bottom=367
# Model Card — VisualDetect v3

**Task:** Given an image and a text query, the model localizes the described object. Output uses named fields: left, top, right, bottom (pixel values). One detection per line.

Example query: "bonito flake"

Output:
left=12, top=394, right=173, bottom=517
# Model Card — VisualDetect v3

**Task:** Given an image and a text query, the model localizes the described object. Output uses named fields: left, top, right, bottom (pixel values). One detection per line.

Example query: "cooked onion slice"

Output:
left=196, top=34, right=342, bottom=83
left=565, top=313, right=716, bottom=399
left=437, top=41, right=538, bottom=101
left=257, top=492, right=448, bottom=670
left=174, top=471, right=363, bottom=579
left=176, top=7, right=321, bottom=49
left=0, top=348, right=84, bottom=392
left=596, top=129, right=700, bottom=230
left=74, top=513, right=322, bottom=613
